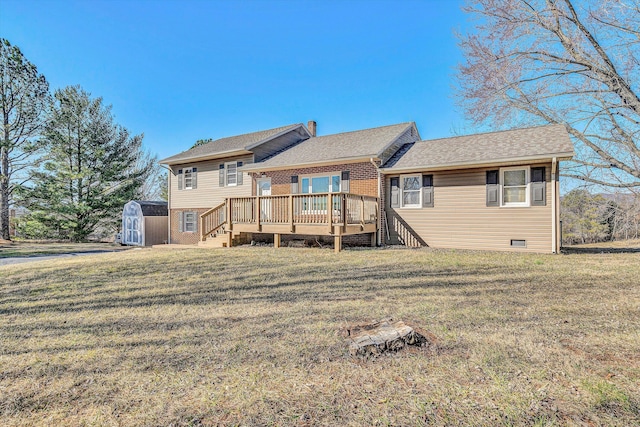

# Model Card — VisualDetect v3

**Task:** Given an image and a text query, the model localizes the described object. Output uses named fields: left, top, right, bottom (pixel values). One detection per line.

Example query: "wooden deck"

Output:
left=200, top=193, right=379, bottom=252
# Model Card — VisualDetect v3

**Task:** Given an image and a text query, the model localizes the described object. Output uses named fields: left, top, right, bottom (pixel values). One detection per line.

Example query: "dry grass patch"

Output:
left=1, top=247, right=639, bottom=426
left=0, top=241, right=127, bottom=258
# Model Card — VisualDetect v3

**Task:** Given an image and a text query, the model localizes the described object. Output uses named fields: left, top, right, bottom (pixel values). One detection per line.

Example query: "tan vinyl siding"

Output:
left=169, top=154, right=254, bottom=209
left=144, top=216, right=168, bottom=246
left=385, top=164, right=553, bottom=252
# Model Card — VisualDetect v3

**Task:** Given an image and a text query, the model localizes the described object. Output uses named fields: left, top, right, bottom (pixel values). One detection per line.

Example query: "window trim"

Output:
left=225, top=162, right=238, bottom=187
left=500, top=166, right=530, bottom=207
left=299, top=172, right=342, bottom=194
left=183, top=167, right=194, bottom=190
left=183, top=211, right=197, bottom=233
left=400, top=173, right=422, bottom=208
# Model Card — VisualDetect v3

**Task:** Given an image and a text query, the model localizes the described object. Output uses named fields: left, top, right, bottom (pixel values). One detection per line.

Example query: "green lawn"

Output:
left=1, top=247, right=638, bottom=426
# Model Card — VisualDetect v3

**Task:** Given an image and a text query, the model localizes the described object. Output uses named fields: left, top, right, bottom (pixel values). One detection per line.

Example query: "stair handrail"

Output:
left=199, top=201, right=227, bottom=241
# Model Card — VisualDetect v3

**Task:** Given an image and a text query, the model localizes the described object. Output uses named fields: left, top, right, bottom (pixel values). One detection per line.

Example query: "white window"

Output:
left=226, top=162, right=237, bottom=186
left=184, top=168, right=194, bottom=190
left=501, top=166, right=529, bottom=207
left=300, top=173, right=341, bottom=194
left=184, top=211, right=196, bottom=232
left=401, top=174, right=421, bottom=208
left=299, top=173, right=341, bottom=213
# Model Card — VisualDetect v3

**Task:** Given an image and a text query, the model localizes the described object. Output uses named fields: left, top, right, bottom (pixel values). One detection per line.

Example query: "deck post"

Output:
left=342, top=193, right=347, bottom=233
left=334, top=235, right=342, bottom=253
left=360, top=196, right=365, bottom=230
left=226, top=198, right=233, bottom=232
left=289, top=195, right=294, bottom=232
left=274, top=233, right=281, bottom=248
left=256, top=196, right=261, bottom=232
left=327, top=194, right=333, bottom=235
left=226, top=231, right=232, bottom=248
left=370, top=232, right=376, bottom=247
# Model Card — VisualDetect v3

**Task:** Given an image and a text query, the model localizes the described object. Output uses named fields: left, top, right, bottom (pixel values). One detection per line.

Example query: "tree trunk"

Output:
left=0, top=145, right=10, bottom=240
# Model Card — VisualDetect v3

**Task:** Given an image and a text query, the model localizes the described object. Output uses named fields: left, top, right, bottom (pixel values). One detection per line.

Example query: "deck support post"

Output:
left=288, top=195, right=294, bottom=232
left=370, top=232, right=376, bottom=247
left=226, top=232, right=232, bottom=248
left=256, top=196, right=261, bottom=232
left=327, top=195, right=333, bottom=235
left=274, top=233, right=281, bottom=248
left=334, top=235, right=342, bottom=253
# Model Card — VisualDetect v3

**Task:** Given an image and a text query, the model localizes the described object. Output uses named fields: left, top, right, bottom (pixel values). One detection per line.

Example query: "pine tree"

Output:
left=23, top=85, right=153, bottom=241
left=0, top=38, right=49, bottom=240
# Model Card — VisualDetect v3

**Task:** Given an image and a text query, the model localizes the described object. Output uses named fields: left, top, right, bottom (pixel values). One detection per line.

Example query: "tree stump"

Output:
left=341, top=318, right=436, bottom=357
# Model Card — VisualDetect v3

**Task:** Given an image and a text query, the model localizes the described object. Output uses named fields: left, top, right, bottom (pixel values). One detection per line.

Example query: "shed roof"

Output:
left=244, top=122, right=415, bottom=170
left=159, top=123, right=304, bottom=164
left=134, top=201, right=168, bottom=217
left=381, top=124, right=574, bottom=172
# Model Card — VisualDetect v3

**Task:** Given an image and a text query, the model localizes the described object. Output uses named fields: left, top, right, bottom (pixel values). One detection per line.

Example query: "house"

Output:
left=159, top=121, right=574, bottom=253
left=121, top=201, right=168, bottom=246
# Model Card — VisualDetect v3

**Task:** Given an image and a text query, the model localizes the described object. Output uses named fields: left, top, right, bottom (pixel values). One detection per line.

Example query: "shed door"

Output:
left=125, top=216, right=142, bottom=245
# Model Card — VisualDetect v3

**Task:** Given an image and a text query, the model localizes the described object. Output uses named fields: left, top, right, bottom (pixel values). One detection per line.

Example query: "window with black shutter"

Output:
left=390, top=177, right=400, bottom=208
left=486, top=170, right=499, bottom=207
left=531, top=166, right=546, bottom=206
left=422, top=174, right=434, bottom=208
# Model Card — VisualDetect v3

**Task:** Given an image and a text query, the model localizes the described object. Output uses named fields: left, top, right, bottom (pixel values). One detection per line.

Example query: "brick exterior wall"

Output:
left=252, top=161, right=379, bottom=198
left=169, top=208, right=210, bottom=244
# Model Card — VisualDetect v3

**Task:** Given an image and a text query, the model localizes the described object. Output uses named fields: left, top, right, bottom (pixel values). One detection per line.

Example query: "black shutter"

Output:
left=192, top=167, right=197, bottom=189
left=178, top=211, right=184, bottom=232
left=422, top=174, right=434, bottom=208
left=531, top=166, right=546, bottom=206
left=390, top=177, right=400, bottom=208
left=236, top=161, right=243, bottom=185
left=177, top=169, right=183, bottom=190
left=486, top=170, right=499, bottom=207
left=219, top=164, right=225, bottom=187
left=291, top=175, right=299, bottom=194
left=341, top=171, right=350, bottom=193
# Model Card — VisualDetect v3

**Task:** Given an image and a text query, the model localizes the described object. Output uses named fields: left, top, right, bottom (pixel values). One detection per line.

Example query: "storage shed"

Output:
left=122, top=201, right=168, bottom=246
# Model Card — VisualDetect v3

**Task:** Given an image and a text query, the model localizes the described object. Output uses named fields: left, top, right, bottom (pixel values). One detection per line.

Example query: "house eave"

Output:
left=379, top=152, right=575, bottom=174
left=244, top=124, right=310, bottom=150
left=159, top=149, right=253, bottom=166
left=242, top=156, right=380, bottom=173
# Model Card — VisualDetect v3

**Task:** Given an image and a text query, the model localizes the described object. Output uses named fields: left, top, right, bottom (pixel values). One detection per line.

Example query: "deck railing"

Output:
left=200, top=193, right=379, bottom=241
left=199, top=202, right=226, bottom=240
left=229, top=193, right=379, bottom=230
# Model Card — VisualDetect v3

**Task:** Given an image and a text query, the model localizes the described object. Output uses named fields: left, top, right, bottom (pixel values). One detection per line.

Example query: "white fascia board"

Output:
left=379, top=152, right=575, bottom=174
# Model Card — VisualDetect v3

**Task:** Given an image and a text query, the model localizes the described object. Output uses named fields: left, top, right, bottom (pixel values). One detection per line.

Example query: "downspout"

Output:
left=551, top=157, right=557, bottom=254
left=370, top=157, right=381, bottom=246
left=165, top=165, right=171, bottom=244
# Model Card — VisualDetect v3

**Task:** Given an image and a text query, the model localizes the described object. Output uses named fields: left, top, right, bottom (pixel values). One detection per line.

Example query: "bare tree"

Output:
left=0, top=39, right=49, bottom=240
left=457, top=0, right=640, bottom=189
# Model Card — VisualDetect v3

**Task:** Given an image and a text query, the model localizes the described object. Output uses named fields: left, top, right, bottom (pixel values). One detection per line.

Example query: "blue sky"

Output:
left=1, top=0, right=471, bottom=160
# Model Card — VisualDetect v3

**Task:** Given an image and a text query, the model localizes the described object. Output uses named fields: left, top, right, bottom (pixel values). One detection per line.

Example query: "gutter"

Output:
left=159, top=149, right=253, bottom=166
left=370, top=157, right=382, bottom=246
left=378, top=152, right=575, bottom=174
left=241, top=156, right=380, bottom=173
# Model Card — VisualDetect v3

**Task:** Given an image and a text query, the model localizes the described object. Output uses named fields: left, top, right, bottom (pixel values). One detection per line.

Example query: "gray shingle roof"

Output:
left=246, top=122, right=415, bottom=169
left=382, top=124, right=574, bottom=171
left=159, top=123, right=303, bottom=164
left=135, top=201, right=168, bottom=216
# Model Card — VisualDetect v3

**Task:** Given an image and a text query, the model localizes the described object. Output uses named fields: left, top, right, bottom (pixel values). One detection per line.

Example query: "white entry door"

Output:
left=257, top=178, right=272, bottom=222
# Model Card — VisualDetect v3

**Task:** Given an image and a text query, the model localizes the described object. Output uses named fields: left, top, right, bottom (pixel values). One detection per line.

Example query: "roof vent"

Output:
left=307, top=120, right=317, bottom=137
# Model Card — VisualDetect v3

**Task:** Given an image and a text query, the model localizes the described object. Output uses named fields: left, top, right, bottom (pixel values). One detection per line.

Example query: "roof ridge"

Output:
left=417, top=123, right=566, bottom=144
left=312, top=122, right=414, bottom=139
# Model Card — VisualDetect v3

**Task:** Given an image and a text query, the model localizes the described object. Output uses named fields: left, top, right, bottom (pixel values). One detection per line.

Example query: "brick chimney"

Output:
left=307, top=120, right=317, bottom=137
